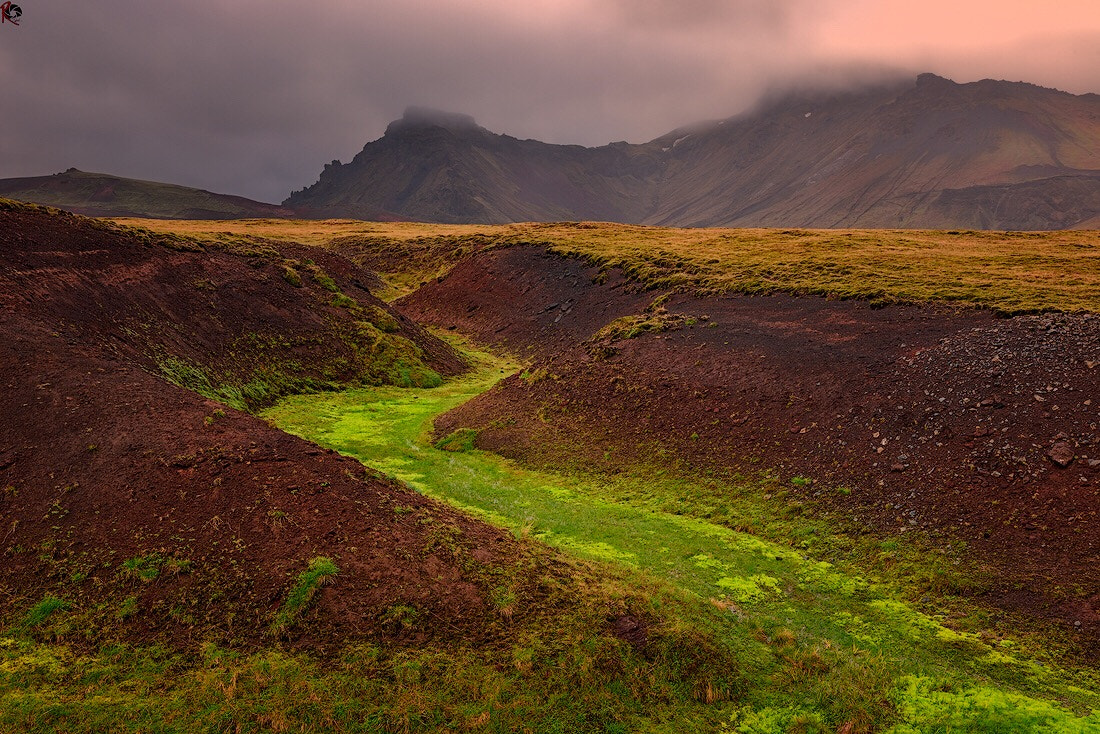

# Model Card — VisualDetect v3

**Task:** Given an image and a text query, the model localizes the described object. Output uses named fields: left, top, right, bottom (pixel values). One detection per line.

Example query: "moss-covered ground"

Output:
left=4, top=339, right=1099, bottom=731
left=260, top=340, right=1100, bottom=732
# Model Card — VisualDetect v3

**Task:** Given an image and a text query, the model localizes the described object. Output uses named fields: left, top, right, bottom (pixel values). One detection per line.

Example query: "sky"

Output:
left=2, top=0, right=1099, bottom=203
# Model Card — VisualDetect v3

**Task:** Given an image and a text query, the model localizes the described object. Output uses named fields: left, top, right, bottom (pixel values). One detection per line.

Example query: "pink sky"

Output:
left=814, top=0, right=1100, bottom=91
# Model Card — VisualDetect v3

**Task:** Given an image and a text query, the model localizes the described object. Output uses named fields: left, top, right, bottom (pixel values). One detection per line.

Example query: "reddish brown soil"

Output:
left=401, top=245, right=654, bottom=354
left=0, top=203, right=464, bottom=402
left=0, top=203, right=540, bottom=649
left=401, top=245, right=1100, bottom=643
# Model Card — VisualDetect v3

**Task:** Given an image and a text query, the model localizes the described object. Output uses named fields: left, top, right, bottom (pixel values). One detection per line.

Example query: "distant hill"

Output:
left=0, top=168, right=294, bottom=219
left=286, top=75, right=1100, bottom=229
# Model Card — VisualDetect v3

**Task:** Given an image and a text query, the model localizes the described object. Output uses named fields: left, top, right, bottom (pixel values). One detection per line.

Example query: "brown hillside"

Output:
left=0, top=202, right=538, bottom=648
left=1, top=201, right=463, bottom=409
left=401, top=245, right=1100, bottom=640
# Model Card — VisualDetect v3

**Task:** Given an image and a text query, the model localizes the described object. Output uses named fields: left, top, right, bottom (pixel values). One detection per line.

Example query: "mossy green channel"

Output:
left=265, top=346, right=1100, bottom=733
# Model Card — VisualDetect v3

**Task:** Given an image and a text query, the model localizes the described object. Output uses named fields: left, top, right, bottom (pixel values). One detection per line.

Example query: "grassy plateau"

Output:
left=114, top=218, right=1100, bottom=311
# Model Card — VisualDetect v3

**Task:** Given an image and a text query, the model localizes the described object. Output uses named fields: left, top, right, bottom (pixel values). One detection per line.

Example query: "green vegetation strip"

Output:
left=261, top=346, right=1100, bottom=732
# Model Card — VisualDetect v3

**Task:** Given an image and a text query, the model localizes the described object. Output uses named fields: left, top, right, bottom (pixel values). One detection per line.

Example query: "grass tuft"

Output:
left=270, top=556, right=339, bottom=637
left=19, top=596, right=70, bottom=630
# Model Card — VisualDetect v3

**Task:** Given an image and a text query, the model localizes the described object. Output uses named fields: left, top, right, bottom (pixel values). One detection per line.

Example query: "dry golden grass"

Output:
left=110, top=217, right=503, bottom=246
left=115, top=218, right=1100, bottom=313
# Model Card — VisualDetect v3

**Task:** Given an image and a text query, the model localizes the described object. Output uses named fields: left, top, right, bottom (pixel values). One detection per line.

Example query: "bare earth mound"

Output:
left=0, top=202, right=539, bottom=648
left=402, top=245, right=1100, bottom=641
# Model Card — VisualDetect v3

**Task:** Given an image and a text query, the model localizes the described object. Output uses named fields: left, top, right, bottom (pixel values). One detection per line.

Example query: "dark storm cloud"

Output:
left=1, top=1, right=1098, bottom=202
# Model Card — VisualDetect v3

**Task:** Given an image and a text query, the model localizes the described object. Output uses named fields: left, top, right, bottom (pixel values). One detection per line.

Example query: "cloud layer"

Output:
left=2, top=0, right=1098, bottom=202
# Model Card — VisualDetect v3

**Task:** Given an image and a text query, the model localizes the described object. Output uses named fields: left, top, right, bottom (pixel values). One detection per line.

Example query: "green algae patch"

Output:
left=888, top=676, right=1100, bottom=733
left=714, top=574, right=781, bottom=604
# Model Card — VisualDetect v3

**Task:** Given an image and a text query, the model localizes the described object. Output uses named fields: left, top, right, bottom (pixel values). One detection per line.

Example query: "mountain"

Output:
left=285, top=107, right=664, bottom=224
left=287, top=76, right=1100, bottom=229
left=0, top=168, right=294, bottom=219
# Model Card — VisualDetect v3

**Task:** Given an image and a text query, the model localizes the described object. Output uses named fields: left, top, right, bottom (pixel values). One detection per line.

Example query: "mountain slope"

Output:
left=286, top=108, right=664, bottom=224
left=0, top=168, right=295, bottom=219
left=288, top=75, right=1100, bottom=229
left=658, top=73, right=1100, bottom=228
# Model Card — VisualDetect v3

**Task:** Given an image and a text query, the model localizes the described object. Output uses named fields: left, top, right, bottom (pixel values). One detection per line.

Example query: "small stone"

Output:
left=1047, top=441, right=1075, bottom=468
left=890, top=463, right=907, bottom=472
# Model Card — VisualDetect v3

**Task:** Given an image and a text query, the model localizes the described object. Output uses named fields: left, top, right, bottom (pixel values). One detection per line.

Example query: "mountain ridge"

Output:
left=3, top=74, right=1099, bottom=229
left=287, top=74, right=1100, bottom=229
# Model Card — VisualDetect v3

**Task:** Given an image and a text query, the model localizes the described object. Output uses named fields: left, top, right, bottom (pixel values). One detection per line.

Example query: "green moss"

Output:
left=589, top=295, right=708, bottom=346
left=332, top=292, right=358, bottom=309
left=120, top=556, right=162, bottom=583
left=363, top=304, right=401, bottom=333
left=119, top=554, right=190, bottom=584
left=262, top=347, right=1100, bottom=730
left=519, top=367, right=550, bottom=384
left=349, top=322, right=442, bottom=389
left=308, top=265, right=339, bottom=293
left=890, top=676, right=1100, bottom=733
left=116, top=596, right=139, bottom=621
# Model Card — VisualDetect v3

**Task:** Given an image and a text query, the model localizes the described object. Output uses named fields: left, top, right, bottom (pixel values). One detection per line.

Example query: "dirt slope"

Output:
left=1, top=201, right=463, bottom=409
left=0, top=202, right=536, bottom=648
left=401, top=245, right=1100, bottom=637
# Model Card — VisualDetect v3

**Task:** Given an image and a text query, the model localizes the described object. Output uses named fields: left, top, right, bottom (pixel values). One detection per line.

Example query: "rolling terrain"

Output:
left=287, top=74, right=1100, bottom=229
left=405, top=246, right=1100, bottom=635
left=0, top=202, right=766, bottom=732
left=0, top=199, right=491, bottom=649
left=125, top=216, right=1100, bottom=641
left=4, top=209, right=1100, bottom=731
